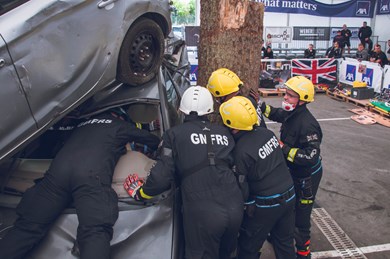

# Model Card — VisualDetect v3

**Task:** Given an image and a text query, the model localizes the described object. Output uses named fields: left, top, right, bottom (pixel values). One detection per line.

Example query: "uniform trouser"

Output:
left=360, top=38, right=373, bottom=51
left=0, top=169, right=118, bottom=259
left=293, top=169, right=323, bottom=252
left=182, top=197, right=243, bottom=259
left=237, top=197, right=296, bottom=259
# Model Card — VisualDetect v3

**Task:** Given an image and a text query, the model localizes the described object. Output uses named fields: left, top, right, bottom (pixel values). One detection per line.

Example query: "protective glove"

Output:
left=123, top=173, right=144, bottom=200
left=278, top=139, right=284, bottom=148
left=259, top=99, right=266, bottom=113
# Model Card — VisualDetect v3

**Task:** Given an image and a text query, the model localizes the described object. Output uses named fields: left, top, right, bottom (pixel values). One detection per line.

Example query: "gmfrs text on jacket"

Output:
left=141, top=115, right=240, bottom=202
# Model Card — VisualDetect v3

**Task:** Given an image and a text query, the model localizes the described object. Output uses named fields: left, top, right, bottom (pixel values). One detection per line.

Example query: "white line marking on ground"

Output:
left=312, top=244, right=390, bottom=258
left=360, top=244, right=390, bottom=253
left=317, top=117, right=351, bottom=122
left=311, top=208, right=367, bottom=258
left=266, top=117, right=351, bottom=124
left=311, top=208, right=390, bottom=258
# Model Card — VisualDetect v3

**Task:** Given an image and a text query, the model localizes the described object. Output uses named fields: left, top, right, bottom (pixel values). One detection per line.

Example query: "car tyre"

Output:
left=117, top=18, right=165, bottom=86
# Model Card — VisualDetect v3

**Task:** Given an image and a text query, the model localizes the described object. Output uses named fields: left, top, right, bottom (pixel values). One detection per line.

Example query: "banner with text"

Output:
left=293, top=27, right=330, bottom=41
left=260, top=59, right=291, bottom=88
left=338, top=58, right=383, bottom=93
left=252, top=0, right=375, bottom=18
left=331, top=27, right=360, bottom=39
left=265, top=27, right=292, bottom=43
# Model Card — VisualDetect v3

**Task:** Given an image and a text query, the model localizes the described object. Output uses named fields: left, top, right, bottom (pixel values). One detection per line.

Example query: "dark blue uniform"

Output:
left=263, top=103, right=323, bottom=258
left=358, top=25, right=373, bottom=51
left=234, top=127, right=296, bottom=259
left=0, top=113, right=160, bottom=259
left=140, top=114, right=244, bottom=259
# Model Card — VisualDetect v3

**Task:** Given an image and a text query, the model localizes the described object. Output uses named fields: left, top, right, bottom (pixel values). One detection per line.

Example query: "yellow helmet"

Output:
left=285, top=76, right=315, bottom=102
left=219, top=96, right=259, bottom=131
left=207, top=68, right=243, bottom=97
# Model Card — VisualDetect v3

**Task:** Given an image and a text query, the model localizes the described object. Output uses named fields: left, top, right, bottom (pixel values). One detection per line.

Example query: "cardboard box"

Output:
left=350, top=87, right=374, bottom=100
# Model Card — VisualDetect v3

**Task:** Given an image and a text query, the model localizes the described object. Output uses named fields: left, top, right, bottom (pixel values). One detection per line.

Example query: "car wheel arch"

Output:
left=117, top=14, right=169, bottom=87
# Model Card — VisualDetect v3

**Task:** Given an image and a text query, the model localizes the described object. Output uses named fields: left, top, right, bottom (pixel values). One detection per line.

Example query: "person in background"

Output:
left=266, top=33, right=272, bottom=47
left=355, top=43, right=369, bottom=62
left=220, top=96, right=296, bottom=259
left=0, top=108, right=160, bottom=259
left=124, top=86, right=244, bottom=259
left=261, top=40, right=266, bottom=58
left=304, top=44, right=316, bottom=59
left=333, top=30, right=345, bottom=53
left=263, top=46, right=274, bottom=59
left=259, top=76, right=323, bottom=259
left=358, top=21, right=373, bottom=52
left=369, top=44, right=389, bottom=67
left=341, top=24, right=352, bottom=54
left=207, top=68, right=267, bottom=128
left=325, top=41, right=342, bottom=59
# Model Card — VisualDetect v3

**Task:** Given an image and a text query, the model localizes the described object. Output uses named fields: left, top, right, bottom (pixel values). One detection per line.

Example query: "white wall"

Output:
left=373, top=15, right=390, bottom=42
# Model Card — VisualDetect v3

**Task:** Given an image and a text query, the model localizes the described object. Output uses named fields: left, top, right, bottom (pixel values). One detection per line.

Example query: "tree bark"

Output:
left=198, top=0, right=264, bottom=93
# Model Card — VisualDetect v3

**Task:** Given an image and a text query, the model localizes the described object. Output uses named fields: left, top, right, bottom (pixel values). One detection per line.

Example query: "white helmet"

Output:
left=179, top=86, right=214, bottom=116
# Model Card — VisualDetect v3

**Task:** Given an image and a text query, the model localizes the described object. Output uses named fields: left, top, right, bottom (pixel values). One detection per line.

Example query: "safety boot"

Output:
left=296, top=240, right=311, bottom=259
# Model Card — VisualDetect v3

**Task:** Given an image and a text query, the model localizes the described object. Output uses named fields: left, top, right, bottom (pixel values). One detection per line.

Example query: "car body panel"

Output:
left=28, top=191, right=178, bottom=259
left=0, top=0, right=171, bottom=162
left=0, top=32, right=189, bottom=259
left=0, top=34, right=37, bottom=158
left=0, top=75, right=184, bottom=258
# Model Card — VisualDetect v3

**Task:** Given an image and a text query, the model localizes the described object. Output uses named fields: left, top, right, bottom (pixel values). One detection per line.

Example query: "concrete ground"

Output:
left=259, top=93, right=390, bottom=259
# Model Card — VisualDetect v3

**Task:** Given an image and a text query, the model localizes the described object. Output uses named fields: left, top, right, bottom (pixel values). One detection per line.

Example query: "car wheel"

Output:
left=117, top=18, right=165, bottom=86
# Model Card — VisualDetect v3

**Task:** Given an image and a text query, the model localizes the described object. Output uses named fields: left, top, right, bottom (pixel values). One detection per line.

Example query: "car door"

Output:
left=0, top=0, right=125, bottom=130
left=0, top=33, right=37, bottom=161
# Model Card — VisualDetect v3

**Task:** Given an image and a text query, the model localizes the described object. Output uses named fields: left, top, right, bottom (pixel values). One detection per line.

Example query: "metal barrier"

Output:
left=270, top=36, right=379, bottom=59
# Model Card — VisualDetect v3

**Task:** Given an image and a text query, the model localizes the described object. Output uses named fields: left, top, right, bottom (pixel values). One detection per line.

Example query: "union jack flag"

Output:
left=291, top=58, right=337, bottom=85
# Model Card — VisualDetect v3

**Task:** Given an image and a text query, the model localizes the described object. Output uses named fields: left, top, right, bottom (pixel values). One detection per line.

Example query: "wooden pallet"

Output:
left=369, top=106, right=390, bottom=118
left=326, top=90, right=347, bottom=101
left=344, top=96, right=371, bottom=109
left=315, top=88, right=327, bottom=94
left=314, top=85, right=328, bottom=94
left=326, top=90, right=376, bottom=111
left=259, top=88, right=286, bottom=97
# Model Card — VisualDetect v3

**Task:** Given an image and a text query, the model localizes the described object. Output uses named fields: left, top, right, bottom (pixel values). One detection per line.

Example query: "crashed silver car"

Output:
left=0, top=35, right=191, bottom=257
left=0, top=0, right=172, bottom=162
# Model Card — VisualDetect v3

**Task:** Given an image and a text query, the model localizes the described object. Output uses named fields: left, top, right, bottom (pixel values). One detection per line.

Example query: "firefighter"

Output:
left=260, top=76, right=323, bottom=259
left=124, top=86, right=244, bottom=259
left=206, top=68, right=267, bottom=128
left=220, top=96, right=296, bottom=259
left=0, top=108, right=160, bottom=259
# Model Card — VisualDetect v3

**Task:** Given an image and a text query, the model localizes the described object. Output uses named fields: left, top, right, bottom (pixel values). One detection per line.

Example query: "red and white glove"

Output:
left=123, top=173, right=144, bottom=200
left=278, top=139, right=284, bottom=148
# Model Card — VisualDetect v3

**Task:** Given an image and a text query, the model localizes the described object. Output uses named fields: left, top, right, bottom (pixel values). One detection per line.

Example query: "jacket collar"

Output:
left=184, top=114, right=209, bottom=123
left=285, top=103, right=307, bottom=121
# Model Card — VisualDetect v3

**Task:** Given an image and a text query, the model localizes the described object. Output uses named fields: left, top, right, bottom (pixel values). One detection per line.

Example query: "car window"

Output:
left=0, top=0, right=28, bottom=15
left=164, top=75, right=182, bottom=127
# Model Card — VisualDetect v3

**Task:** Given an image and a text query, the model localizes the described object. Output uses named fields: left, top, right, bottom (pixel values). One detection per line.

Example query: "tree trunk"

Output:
left=198, top=0, right=264, bottom=93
